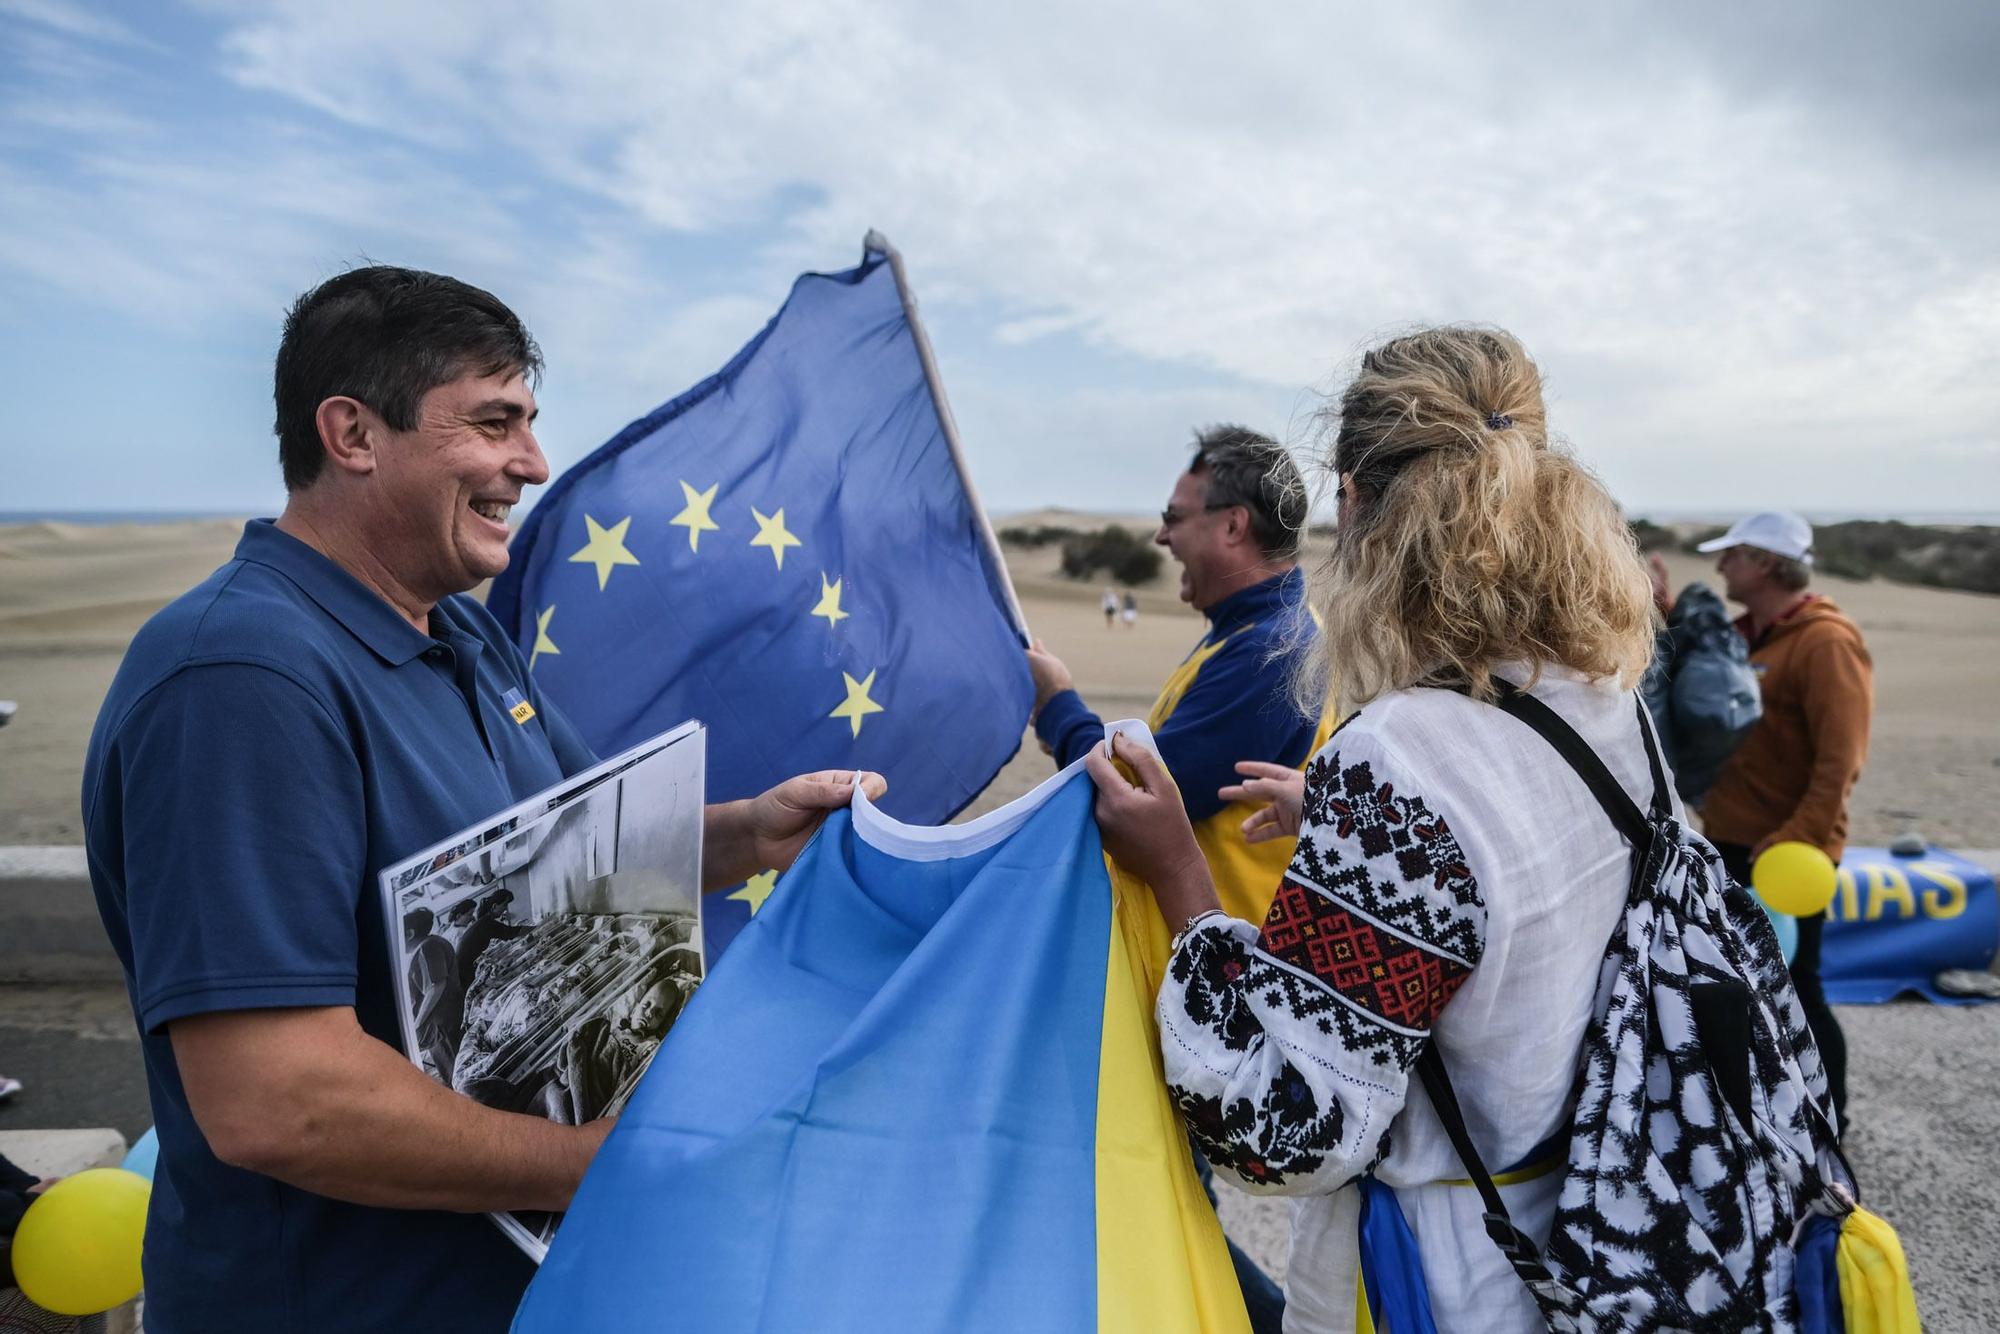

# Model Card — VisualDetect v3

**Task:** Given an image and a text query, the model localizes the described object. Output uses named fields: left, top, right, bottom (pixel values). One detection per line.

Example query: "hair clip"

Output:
left=1486, top=412, right=1513, bottom=430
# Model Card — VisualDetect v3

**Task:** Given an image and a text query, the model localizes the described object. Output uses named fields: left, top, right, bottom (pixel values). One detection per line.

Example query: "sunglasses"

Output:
left=1159, top=501, right=1237, bottom=528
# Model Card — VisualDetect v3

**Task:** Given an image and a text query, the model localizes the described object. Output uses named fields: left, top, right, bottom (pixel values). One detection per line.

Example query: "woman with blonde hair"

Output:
left=1088, top=327, right=1664, bottom=1330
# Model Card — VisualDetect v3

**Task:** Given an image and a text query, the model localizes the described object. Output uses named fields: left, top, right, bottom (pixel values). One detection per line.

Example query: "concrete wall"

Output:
left=5, top=843, right=1997, bottom=984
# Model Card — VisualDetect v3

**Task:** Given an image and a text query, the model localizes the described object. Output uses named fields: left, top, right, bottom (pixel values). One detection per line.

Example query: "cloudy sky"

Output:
left=5, top=0, right=1996, bottom=519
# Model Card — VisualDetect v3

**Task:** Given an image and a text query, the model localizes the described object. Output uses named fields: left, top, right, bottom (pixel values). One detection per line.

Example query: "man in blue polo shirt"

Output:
left=82, top=266, right=881, bottom=1332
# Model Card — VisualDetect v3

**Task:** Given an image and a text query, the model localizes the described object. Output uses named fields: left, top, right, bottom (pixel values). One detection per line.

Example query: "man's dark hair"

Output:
left=403, top=907, right=436, bottom=938
left=1187, top=424, right=1305, bottom=560
left=273, top=265, right=543, bottom=491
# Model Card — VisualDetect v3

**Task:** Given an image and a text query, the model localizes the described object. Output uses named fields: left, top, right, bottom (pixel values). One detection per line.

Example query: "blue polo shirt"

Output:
left=82, top=520, right=597, bottom=1333
left=1035, top=567, right=1321, bottom=823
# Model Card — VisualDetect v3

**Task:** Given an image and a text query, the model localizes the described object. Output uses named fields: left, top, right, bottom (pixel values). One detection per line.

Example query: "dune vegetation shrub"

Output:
left=1058, top=526, right=1162, bottom=586
left=1675, top=520, right=2000, bottom=596
left=1628, top=518, right=1680, bottom=552
left=997, top=524, right=1073, bottom=549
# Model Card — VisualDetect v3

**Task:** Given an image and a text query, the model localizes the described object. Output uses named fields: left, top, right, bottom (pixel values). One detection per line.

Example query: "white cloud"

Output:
left=7, top=0, right=1997, bottom=513
left=945, top=372, right=1326, bottom=516
left=0, top=130, right=531, bottom=327
left=0, top=0, right=153, bottom=48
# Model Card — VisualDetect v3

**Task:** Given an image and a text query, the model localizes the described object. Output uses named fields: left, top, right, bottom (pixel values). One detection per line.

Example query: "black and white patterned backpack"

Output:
left=1418, top=678, right=1853, bottom=1332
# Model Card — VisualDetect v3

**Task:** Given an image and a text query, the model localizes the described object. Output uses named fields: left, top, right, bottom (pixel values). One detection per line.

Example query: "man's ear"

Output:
left=313, top=395, right=381, bottom=477
left=1221, top=504, right=1253, bottom=549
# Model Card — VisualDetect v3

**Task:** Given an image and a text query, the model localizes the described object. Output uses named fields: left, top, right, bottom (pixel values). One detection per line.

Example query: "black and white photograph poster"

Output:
left=380, top=721, right=706, bottom=1260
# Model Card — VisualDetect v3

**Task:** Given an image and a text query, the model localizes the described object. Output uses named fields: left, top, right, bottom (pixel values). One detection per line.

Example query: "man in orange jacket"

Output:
left=1697, top=511, right=1873, bottom=1132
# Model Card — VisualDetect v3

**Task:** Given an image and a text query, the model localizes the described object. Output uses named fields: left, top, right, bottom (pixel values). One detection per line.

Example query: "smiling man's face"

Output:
left=368, top=368, right=547, bottom=601
left=1154, top=469, right=1236, bottom=611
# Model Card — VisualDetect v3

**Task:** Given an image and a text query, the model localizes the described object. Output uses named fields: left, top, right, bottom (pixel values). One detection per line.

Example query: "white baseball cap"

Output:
left=1695, top=511, right=1814, bottom=564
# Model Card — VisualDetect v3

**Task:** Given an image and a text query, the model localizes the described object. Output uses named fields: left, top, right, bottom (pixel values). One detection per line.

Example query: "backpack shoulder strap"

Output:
left=1416, top=1047, right=1577, bottom=1323
left=1411, top=677, right=1674, bottom=1328
left=1630, top=695, right=1673, bottom=824
left=1488, top=679, right=1667, bottom=844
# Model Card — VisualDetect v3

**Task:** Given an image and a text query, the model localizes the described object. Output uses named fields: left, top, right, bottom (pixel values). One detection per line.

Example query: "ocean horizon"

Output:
left=0, top=510, right=258, bottom=526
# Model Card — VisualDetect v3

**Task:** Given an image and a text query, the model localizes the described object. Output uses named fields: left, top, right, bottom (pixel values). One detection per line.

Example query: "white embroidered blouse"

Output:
left=1157, top=666, right=1679, bottom=1333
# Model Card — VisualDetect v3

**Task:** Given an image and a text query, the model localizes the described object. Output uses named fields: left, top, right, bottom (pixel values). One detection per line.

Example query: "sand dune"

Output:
left=6, top=518, right=1993, bottom=852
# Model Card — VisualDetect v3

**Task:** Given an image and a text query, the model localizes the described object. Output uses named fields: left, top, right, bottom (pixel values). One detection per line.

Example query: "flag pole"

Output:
left=865, top=230, right=1031, bottom=643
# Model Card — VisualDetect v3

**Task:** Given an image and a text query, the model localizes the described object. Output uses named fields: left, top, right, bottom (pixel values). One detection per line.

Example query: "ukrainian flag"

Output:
left=513, top=725, right=1249, bottom=1332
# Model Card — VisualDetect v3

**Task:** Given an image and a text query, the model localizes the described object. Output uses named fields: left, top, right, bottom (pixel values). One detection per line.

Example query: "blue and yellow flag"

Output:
left=512, top=728, right=1249, bottom=1332
left=488, top=236, right=1032, bottom=957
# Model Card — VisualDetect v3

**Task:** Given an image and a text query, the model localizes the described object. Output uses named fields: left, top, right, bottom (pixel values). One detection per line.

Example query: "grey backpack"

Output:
left=1641, top=583, right=1761, bottom=805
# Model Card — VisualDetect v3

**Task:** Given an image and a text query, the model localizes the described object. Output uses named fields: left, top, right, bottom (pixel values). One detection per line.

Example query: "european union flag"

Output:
left=488, top=235, right=1032, bottom=957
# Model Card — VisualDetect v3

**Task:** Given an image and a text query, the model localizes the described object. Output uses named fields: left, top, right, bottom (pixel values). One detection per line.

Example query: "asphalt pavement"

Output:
left=5, top=983, right=1995, bottom=1328
left=0, top=984, right=152, bottom=1143
left=1214, top=999, right=2000, bottom=1331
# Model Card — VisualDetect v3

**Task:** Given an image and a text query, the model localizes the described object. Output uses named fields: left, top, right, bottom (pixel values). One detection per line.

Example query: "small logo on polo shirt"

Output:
left=503, top=688, right=537, bottom=724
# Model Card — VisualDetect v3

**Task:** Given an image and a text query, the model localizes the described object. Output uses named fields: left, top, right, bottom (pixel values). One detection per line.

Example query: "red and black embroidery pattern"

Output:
left=1169, top=1063, right=1345, bottom=1191
left=1262, top=878, right=1473, bottom=1031
left=1167, top=923, right=1264, bottom=1051
left=1169, top=927, right=1346, bottom=1185
left=1160, top=737, right=1491, bottom=1191
left=1247, top=951, right=1420, bottom=1069
left=1294, top=751, right=1484, bottom=961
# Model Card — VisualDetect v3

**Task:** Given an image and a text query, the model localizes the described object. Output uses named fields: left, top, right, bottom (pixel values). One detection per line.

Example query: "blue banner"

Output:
left=1822, top=847, right=1998, bottom=1003
left=488, top=239, right=1032, bottom=959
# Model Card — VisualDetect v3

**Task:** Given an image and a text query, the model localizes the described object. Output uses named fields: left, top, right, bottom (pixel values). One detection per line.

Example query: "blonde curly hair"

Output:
left=1295, top=326, right=1655, bottom=713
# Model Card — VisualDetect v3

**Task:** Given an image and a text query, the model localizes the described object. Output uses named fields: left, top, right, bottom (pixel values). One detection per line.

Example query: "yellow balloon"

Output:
left=11, top=1167, right=149, bottom=1316
left=1752, top=840, right=1839, bottom=917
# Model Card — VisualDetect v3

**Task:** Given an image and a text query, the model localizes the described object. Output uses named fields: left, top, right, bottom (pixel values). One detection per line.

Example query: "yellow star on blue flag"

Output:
left=829, top=669, right=885, bottom=738
left=749, top=507, right=802, bottom=570
left=811, top=573, right=848, bottom=628
left=530, top=605, right=560, bottom=670
left=671, top=481, right=721, bottom=552
left=568, top=515, right=641, bottom=590
left=727, top=869, right=780, bottom=915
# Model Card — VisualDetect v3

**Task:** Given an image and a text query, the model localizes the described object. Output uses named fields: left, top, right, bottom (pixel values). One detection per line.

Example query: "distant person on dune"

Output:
left=1026, top=424, right=1332, bottom=1333
left=1103, top=587, right=1119, bottom=629
left=1696, top=511, right=1872, bottom=1134
left=1120, top=589, right=1138, bottom=628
